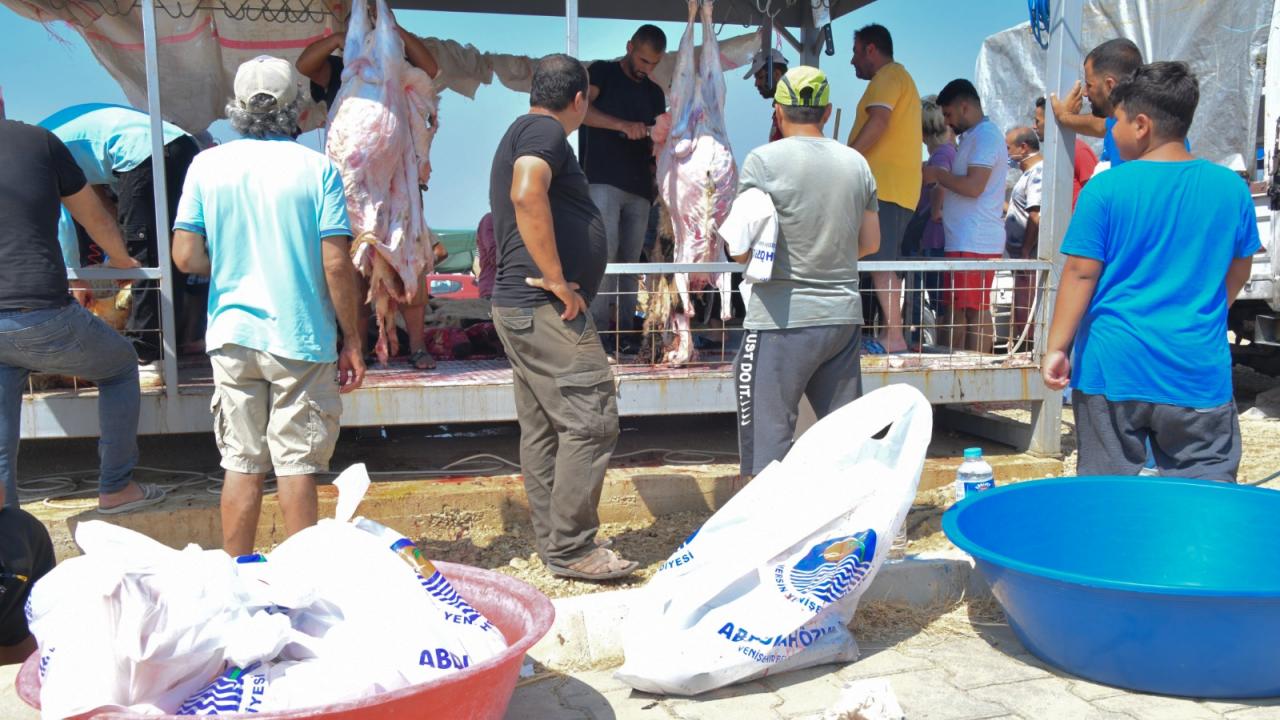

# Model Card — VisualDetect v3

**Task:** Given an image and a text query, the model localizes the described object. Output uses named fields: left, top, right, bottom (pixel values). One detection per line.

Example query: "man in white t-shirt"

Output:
left=1004, top=126, right=1043, bottom=351
left=922, top=79, right=1008, bottom=353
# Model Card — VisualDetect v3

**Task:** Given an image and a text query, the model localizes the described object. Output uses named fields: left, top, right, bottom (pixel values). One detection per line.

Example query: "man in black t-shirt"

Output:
left=0, top=117, right=163, bottom=515
left=489, top=54, right=637, bottom=582
left=578, top=25, right=668, bottom=342
left=0, top=501, right=54, bottom=666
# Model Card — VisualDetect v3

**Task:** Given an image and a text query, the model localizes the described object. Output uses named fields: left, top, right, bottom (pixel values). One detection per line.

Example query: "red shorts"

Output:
left=946, top=251, right=1001, bottom=311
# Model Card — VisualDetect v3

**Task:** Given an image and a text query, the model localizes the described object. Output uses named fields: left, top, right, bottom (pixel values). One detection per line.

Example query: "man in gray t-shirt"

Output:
left=725, top=66, right=882, bottom=476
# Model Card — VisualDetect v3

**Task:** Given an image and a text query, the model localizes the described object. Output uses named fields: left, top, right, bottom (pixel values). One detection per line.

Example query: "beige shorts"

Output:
left=209, top=345, right=342, bottom=476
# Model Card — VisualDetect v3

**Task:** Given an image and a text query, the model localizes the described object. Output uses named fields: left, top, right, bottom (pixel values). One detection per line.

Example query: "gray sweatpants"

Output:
left=736, top=324, right=863, bottom=476
left=493, top=304, right=621, bottom=564
left=1072, top=390, right=1241, bottom=483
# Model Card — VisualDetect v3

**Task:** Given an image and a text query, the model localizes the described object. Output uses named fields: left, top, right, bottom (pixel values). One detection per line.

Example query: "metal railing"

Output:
left=592, top=259, right=1054, bottom=372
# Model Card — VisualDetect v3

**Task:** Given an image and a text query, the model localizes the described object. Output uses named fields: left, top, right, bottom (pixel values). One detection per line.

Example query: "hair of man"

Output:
left=226, top=94, right=301, bottom=138
left=937, top=78, right=981, bottom=108
left=780, top=103, right=827, bottom=124
left=530, top=53, right=589, bottom=112
left=631, top=24, right=668, bottom=53
left=853, top=23, right=893, bottom=58
left=1035, top=96, right=1046, bottom=109
left=1109, top=60, right=1199, bottom=140
left=1009, top=126, right=1041, bottom=152
left=1085, top=38, right=1143, bottom=80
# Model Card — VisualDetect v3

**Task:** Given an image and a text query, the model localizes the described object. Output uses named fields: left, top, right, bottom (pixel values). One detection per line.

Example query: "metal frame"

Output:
left=23, top=0, right=1084, bottom=456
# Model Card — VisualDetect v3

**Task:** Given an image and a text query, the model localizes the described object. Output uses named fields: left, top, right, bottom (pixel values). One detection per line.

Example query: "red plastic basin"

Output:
left=17, top=561, right=554, bottom=719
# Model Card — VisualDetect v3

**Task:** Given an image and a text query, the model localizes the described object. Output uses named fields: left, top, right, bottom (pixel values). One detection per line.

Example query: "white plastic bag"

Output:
left=27, top=522, right=294, bottom=718
left=615, top=385, right=932, bottom=696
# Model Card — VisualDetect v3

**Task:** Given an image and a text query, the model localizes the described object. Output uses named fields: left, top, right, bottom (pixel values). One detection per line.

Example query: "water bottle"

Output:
left=354, top=516, right=438, bottom=578
left=954, top=447, right=996, bottom=503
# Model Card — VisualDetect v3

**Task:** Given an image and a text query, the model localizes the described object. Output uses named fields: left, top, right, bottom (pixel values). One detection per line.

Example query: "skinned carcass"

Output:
left=653, top=0, right=736, bottom=366
left=326, top=0, right=438, bottom=365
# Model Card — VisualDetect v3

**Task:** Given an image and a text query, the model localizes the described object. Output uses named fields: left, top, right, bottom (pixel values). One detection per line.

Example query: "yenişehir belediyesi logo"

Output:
left=787, top=531, right=878, bottom=605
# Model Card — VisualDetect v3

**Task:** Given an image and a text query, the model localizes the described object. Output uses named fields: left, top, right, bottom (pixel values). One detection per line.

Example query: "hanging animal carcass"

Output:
left=326, top=0, right=438, bottom=365
left=650, top=0, right=737, bottom=366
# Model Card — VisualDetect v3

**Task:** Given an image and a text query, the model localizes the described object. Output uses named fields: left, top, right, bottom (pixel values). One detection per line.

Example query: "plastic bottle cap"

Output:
left=963, top=447, right=982, bottom=460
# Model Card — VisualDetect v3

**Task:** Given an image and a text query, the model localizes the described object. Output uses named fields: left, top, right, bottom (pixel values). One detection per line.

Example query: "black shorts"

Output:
left=0, top=508, right=55, bottom=647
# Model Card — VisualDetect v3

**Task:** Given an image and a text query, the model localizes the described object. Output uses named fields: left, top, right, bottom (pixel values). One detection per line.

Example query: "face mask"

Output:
left=1007, top=155, right=1024, bottom=169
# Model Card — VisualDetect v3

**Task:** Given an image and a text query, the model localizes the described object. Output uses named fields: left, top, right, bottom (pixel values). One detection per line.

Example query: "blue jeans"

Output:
left=588, top=184, right=652, bottom=334
left=0, top=302, right=140, bottom=507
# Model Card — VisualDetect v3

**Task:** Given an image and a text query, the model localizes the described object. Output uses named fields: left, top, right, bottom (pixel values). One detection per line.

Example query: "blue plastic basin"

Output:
left=942, top=476, right=1280, bottom=698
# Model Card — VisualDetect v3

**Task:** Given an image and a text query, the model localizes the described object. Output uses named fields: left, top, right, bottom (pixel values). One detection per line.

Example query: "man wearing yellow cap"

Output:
left=725, top=66, right=883, bottom=476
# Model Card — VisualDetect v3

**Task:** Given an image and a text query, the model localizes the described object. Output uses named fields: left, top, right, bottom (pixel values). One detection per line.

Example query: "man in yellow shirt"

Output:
left=848, top=24, right=922, bottom=353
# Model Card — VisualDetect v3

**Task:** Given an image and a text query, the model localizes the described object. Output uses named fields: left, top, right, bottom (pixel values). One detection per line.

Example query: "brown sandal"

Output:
left=409, top=348, right=436, bottom=370
left=547, top=547, right=638, bottom=581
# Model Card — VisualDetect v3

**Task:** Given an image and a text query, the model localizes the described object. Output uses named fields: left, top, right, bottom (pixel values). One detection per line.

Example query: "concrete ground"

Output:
left=8, top=619, right=1277, bottom=719
left=504, top=620, right=1280, bottom=720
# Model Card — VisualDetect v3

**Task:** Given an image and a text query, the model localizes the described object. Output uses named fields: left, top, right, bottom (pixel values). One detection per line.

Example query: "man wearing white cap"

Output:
left=744, top=48, right=788, bottom=142
left=172, top=55, right=366, bottom=556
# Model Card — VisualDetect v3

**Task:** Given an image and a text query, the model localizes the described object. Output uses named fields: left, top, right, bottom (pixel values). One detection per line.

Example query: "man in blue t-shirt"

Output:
left=172, top=56, right=365, bottom=555
left=1042, top=62, right=1261, bottom=483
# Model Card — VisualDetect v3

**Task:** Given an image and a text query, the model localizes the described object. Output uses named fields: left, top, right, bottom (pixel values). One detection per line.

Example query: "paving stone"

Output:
left=886, top=668, right=1011, bottom=720
left=558, top=670, right=633, bottom=699
left=969, top=677, right=1134, bottom=720
left=758, top=665, right=849, bottom=717
left=1223, top=707, right=1280, bottom=719
left=564, top=688, right=680, bottom=720
left=1066, top=678, right=1131, bottom=702
left=506, top=678, right=591, bottom=720
left=666, top=682, right=784, bottom=720
left=1093, top=693, right=1226, bottom=720
left=834, top=648, right=935, bottom=681
left=907, top=638, right=1050, bottom=690
left=1201, top=700, right=1279, bottom=716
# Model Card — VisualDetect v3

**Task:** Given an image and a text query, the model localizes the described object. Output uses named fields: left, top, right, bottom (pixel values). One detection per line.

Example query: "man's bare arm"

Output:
left=1049, top=83, right=1107, bottom=138
left=172, top=229, right=211, bottom=276
left=296, top=33, right=345, bottom=88
left=1227, top=256, right=1255, bottom=308
left=511, top=156, right=588, bottom=320
left=582, top=85, right=649, bottom=140
left=399, top=28, right=439, bottom=78
left=62, top=186, right=137, bottom=269
left=926, top=164, right=994, bottom=199
left=849, top=106, right=890, bottom=155
left=858, top=210, right=881, bottom=259
left=1023, top=209, right=1040, bottom=259
left=1042, top=254, right=1102, bottom=390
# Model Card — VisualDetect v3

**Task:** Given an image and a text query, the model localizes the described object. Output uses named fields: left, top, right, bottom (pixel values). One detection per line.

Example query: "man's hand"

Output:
left=526, top=277, right=588, bottom=320
left=1050, top=82, right=1084, bottom=120
left=619, top=121, right=649, bottom=141
left=337, top=343, right=366, bottom=393
left=921, top=166, right=941, bottom=185
left=1042, top=350, right=1072, bottom=391
left=70, top=280, right=93, bottom=309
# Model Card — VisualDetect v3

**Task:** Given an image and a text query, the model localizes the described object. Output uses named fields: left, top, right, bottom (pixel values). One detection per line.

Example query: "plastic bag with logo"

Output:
left=615, top=384, right=932, bottom=695
left=26, top=522, right=295, bottom=718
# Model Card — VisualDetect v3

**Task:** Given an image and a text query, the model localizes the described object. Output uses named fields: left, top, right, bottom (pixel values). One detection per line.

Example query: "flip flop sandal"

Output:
left=98, top=483, right=166, bottom=515
left=863, top=338, right=887, bottom=355
left=547, top=547, right=638, bottom=581
left=409, top=349, right=437, bottom=370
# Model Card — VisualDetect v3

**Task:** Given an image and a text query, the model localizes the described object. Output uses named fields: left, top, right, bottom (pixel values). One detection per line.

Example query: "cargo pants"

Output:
left=493, top=303, right=620, bottom=565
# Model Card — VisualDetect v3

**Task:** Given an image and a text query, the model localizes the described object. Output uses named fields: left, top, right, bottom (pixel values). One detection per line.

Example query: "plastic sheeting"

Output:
left=975, top=0, right=1273, bottom=166
left=3, top=0, right=759, bottom=133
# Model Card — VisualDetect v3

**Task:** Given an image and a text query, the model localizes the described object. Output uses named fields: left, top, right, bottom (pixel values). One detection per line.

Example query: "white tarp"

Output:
left=3, top=0, right=759, bottom=132
left=975, top=0, right=1273, bottom=166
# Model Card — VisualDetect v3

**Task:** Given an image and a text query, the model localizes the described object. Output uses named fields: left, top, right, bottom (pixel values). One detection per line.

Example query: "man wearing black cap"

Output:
left=745, top=48, right=788, bottom=142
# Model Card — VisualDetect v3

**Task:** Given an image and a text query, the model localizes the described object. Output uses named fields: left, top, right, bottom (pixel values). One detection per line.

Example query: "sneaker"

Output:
left=137, top=361, right=163, bottom=389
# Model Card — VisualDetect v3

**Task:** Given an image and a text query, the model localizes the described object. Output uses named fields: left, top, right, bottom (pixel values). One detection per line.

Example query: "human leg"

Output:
left=209, top=346, right=273, bottom=553
left=587, top=184, right=624, bottom=334
left=1149, top=401, right=1242, bottom=483
left=735, top=328, right=819, bottom=476
left=262, top=352, right=341, bottom=540
left=805, top=325, right=863, bottom=418
left=1072, top=390, right=1150, bottom=477
left=0, top=362, right=27, bottom=509
left=614, top=190, right=651, bottom=336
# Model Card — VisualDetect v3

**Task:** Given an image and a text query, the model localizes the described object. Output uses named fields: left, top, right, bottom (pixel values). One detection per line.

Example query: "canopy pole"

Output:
left=799, top=6, right=819, bottom=66
left=1029, top=0, right=1084, bottom=457
left=140, top=0, right=180, bottom=429
left=566, top=0, right=578, bottom=56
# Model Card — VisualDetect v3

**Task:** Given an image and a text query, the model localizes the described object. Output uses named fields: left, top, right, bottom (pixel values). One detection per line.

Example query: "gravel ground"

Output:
left=430, top=364, right=1280, bottom=599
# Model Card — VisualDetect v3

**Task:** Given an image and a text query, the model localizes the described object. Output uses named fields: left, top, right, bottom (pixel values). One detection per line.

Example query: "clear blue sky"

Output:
left=1, top=2, right=1028, bottom=229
